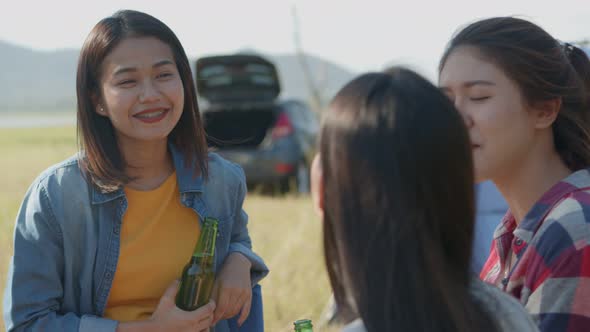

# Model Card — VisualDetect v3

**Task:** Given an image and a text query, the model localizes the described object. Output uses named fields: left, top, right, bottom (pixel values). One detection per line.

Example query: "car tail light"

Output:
left=275, top=163, right=295, bottom=174
left=271, top=113, right=294, bottom=140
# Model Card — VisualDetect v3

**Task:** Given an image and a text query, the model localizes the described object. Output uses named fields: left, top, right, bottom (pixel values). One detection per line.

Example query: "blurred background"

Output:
left=1, top=0, right=589, bottom=330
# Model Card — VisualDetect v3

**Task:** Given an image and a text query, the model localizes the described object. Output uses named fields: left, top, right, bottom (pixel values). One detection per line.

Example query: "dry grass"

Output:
left=0, top=126, right=340, bottom=331
left=245, top=195, right=336, bottom=331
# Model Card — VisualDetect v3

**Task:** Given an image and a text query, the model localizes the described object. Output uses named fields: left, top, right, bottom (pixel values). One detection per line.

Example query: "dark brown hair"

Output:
left=76, top=10, right=208, bottom=190
left=321, top=67, right=497, bottom=332
left=440, top=16, right=590, bottom=171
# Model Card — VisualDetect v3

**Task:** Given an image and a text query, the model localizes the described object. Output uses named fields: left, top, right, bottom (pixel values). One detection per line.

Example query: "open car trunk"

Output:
left=203, top=106, right=276, bottom=149
left=196, top=55, right=281, bottom=149
left=195, top=55, right=281, bottom=104
left=196, top=55, right=282, bottom=149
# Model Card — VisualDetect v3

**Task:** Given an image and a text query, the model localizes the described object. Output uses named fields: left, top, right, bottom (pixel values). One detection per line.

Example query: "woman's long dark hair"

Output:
left=321, top=67, right=498, bottom=332
left=76, top=10, right=208, bottom=190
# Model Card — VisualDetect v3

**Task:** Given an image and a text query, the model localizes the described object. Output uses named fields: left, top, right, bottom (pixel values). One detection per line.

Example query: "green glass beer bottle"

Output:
left=175, top=217, right=218, bottom=311
left=293, top=319, right=313, bottom=332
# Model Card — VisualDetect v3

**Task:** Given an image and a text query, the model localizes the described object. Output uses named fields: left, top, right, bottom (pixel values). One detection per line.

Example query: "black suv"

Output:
left=196, top=54, right=319, bottom=193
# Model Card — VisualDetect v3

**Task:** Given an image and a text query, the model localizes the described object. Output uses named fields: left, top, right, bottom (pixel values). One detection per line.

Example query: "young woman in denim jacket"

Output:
left=3, top=10, right=268, bottom=332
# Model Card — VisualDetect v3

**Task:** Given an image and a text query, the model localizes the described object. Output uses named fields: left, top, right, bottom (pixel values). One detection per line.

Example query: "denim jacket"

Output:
left=3, top=145, right=269, bottom=332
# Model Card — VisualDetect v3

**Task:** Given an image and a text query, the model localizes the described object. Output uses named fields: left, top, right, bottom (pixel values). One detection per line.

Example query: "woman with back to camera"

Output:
left=310, top=67, right=538, bottom=332
left=3, top=10, right=268, bottom=332
left=439, top=16, right=590, bottom=332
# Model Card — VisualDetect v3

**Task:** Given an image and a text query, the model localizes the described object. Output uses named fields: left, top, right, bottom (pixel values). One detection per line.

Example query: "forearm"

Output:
left=230, top=208, right=268, bottom=285
left=228, top=242, right=268, bottom=285
left=226, top=251, right=252, bottom=270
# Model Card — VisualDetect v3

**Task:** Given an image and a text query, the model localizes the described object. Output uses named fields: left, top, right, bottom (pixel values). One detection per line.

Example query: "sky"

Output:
left=1, top=0, right=589, bottom=80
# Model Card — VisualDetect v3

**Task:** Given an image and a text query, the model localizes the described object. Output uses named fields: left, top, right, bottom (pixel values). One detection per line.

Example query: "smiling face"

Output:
left=97, top=36, right=184, bottom=146
left=439, top=46, right=539, bottom=183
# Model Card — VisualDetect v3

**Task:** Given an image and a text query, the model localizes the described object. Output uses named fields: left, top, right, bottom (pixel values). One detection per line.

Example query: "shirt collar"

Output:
left=90, top=143, right=205, bottom=204
left=515, top=168, right=590, bottom=242
left=169, top=143, right=204, bottom=194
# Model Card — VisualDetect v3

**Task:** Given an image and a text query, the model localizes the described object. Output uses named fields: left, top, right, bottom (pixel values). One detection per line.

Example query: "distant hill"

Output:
left=0, top=40, right=355, bottom=112
left=0, top=41, right=79, bottom=111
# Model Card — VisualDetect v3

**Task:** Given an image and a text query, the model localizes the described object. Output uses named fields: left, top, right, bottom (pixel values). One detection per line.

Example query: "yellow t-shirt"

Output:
left=104, top=172, right=200, bottom=322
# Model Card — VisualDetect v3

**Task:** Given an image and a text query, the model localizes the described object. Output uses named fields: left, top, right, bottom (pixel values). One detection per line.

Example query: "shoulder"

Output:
left=545, top=188, right=590, bottom=226
left=537, top=168, right=590, bottom=235
left=17, top=154, right=87, bottom=233
left=198, top=152, right=247, bottom=215
left=470, top=279, right=538, bottom=332
left=27, top=154, right=85, bottom=196
left=532, top=192, right=590, bottom=261
left=206, top=152, right=246, bottom=190
left=170, top=144, right=245, bottom=192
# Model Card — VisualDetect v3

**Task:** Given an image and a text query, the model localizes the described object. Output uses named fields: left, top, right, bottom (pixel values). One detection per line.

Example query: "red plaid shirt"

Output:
left=480, top=169, right=590, bottom=332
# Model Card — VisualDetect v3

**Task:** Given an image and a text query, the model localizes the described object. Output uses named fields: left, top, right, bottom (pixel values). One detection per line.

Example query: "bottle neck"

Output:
left=192, top=218, right=218, bottom=258
left=294, top=320, right=313, bottom=332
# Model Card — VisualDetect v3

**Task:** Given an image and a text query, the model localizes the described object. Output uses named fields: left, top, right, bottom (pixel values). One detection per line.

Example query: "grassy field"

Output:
left=0, top=127, right=337, bottom=331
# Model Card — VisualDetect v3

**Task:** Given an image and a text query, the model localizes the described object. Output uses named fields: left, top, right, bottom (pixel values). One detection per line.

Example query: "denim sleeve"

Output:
left=3, top=182, right=117, bottom=332
left=227, top=166, right=269, bottom=286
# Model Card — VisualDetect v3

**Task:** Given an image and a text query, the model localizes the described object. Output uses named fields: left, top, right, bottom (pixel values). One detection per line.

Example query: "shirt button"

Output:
left=515, top=238, right=523, bottom=246
left=113, top=227, right=120, bottom=235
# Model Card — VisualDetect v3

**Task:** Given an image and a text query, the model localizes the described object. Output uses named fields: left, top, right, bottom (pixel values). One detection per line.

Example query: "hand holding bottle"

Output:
left=211, top=252, right=252, bottom=326
left=151, top=280, right=216, bottom=331
left=116, top=280, right=215, bottom=332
